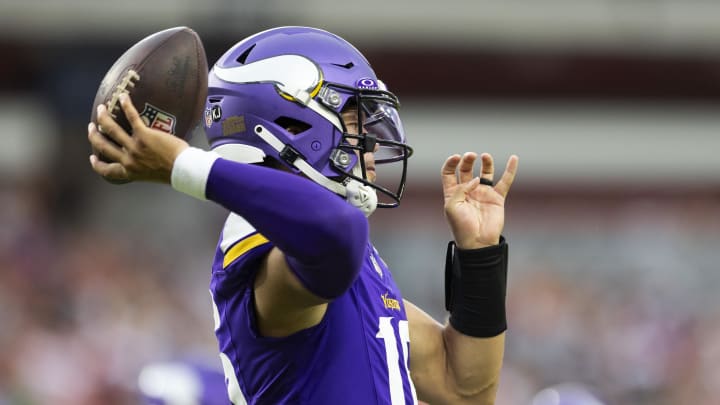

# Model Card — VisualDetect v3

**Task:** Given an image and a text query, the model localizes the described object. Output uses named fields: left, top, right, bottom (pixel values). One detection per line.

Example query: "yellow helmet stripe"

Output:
left=278, top=79, right=324, bottom=103
left=309, top=78, right=323, bottom=98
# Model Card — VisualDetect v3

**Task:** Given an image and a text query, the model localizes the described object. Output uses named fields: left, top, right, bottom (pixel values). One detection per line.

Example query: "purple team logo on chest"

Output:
left=356, top=77, right=379, bottom=90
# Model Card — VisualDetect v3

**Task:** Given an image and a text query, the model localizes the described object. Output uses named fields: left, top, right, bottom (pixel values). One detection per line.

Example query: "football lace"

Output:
left=107, top=69, right=140, bottom=119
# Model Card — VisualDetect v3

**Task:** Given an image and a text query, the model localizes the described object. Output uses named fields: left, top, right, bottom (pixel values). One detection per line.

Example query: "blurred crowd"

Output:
left=376, top=191, right=720, bottom=405
left=0, top=174, right=221, bottom=404
left=1, top=25, right=719, bottom=405
left=2, top=161, right=719, bottom=404
left=503, top=264, right=720, bottom=405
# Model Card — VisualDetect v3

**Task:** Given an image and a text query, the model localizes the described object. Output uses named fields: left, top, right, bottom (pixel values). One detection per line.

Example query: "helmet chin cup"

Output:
left=345, top=179, right=377, bottom=217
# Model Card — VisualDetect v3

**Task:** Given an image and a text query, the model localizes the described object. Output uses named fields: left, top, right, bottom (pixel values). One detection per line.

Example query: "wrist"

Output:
left=170, top=147, right=221, bottom=200
left=445, top=236, right=508, bottom=338
left=455, top=237, right=501, bottom=250
left=171, top=143, right=190, bottom=164
left=455, top=237, right=505, bottom=261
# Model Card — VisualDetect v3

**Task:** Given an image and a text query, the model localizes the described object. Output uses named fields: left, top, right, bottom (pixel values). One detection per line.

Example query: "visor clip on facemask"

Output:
left=363, top=133, right=377, bottom=153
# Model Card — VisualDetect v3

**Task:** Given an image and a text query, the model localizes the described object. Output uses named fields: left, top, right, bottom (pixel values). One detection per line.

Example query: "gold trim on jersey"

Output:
left=223, top=232, right=270, bottom=268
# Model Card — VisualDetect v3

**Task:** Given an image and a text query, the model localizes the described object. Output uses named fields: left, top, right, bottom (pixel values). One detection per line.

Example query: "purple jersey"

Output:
left=209, top=213, right=418, bottom=404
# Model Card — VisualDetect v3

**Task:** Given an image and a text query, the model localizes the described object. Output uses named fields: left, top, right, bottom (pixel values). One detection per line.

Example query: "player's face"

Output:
left=341, top=107, right=378, bottom=183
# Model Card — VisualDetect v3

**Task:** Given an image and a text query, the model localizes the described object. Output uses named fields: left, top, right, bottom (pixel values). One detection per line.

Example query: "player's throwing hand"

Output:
left=88, top=94, right=189, bottom=184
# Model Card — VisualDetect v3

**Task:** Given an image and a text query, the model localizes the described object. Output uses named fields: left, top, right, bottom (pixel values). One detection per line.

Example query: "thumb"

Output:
left=447, top=177, right=480, bottom=205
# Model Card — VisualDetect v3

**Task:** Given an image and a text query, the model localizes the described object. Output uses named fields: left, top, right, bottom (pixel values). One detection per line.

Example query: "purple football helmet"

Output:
left=204, top=26, right=413, bottom=215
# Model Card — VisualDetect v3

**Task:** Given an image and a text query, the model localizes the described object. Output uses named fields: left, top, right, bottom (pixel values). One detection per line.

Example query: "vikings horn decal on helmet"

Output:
left=204, top=26, right=413, bottom=215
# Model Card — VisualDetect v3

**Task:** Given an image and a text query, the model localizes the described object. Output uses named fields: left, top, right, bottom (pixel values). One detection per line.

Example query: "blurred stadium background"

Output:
left=2, top=1, right=720, bottom=404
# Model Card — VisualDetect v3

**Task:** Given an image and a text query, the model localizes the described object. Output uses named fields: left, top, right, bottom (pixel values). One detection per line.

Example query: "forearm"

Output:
left=443, top=237, right=508, bottom=402
left=171, top=148, right=368, bottom=297
left=205, top=157, right=367, bottom=259
left=406, top=299, right=505, bottom=405
left=442, top=326, right=505, bottom=402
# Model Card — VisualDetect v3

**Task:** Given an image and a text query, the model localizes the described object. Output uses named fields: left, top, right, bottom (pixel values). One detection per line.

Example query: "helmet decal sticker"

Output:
left=213, top=55, right=322, bottom=102
left=211, top=105, right=223, bottom=122
left=222, top=116, right=247, bottom=136
left=355, top=77, right=379, bottom=90
left=204, top=108, right=214, bottom=128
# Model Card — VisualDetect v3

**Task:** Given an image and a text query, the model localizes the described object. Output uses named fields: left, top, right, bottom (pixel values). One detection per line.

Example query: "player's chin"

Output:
left=366, top=169, right=376, bottom=183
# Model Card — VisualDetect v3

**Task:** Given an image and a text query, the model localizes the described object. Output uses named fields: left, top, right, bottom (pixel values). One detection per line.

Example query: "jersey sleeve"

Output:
left=172, top=148, right=369, bottom=299
left=212, top=213, right=273, bottom=294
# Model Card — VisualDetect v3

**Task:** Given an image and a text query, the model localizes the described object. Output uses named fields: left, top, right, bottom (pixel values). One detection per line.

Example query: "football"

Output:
left=90, top=26, right=208, bottom=156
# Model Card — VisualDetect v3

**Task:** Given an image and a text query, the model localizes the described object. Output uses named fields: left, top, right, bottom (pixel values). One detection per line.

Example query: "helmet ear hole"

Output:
left=274, top=116, right=311, bottom=135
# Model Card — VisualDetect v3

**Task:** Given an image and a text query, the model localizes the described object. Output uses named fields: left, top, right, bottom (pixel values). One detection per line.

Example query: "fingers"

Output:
left=441, top=152, right=482, bottom=188
left=494, top=155, right=519, bottom=198
left=457, top=152, right=477, bottom=184
left=119, top=93, right=147, bottom=132
left=89, top=154, right=130, bottom=181
left=441, top=154, right=462, bottom=191
left=447, top=177, right=480, bottom=205
left=88, top=122, right=125, bottom=163
left=442, top=152, right=518, bottom=197
left=480, top=153, right=494, bottom=185
left=96, top=103, right=132, bottom=148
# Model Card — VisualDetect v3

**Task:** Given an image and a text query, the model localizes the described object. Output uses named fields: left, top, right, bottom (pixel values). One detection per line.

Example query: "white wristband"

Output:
left=170, top=147, right=220, bottom=200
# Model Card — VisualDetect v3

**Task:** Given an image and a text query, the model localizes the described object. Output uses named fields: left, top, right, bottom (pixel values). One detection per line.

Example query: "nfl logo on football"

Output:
left=140, top=103, right=177, bottom=134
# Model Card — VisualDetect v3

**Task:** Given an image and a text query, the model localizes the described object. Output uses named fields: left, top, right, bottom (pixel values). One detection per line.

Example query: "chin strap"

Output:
left=254, top=125, right=377, bottom=216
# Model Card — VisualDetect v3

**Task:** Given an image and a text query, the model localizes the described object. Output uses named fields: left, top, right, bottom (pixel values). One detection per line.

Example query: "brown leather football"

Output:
left=91, top=26, right=208, bottom=150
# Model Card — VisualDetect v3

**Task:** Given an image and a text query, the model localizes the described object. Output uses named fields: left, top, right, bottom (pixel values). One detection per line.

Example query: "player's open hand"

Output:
left=441, top=152, right=519, bottom=249
left=88, top=93, right=189, bottom=184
